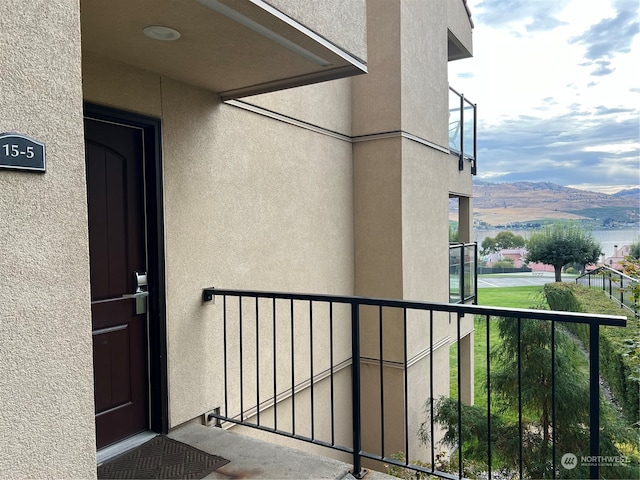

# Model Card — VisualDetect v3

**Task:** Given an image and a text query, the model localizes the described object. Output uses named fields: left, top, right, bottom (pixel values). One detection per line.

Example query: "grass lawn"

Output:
left=450, top=285, right=545, bottom=406
left=478, top=285, right=544, bottom=309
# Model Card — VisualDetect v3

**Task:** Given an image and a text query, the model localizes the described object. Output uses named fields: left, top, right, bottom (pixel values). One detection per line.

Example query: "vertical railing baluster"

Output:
left=379, top=305, right=385, bottom=460
left=460, top=244, right=465, bottom=303
left=589, top=321, right=600, bottom=480
left=291, top=299, right=296, bottom=436
left=430, top=310, right=435, bottom=471
left=223, top=295, right=229, bottom=419
left=273, top=298, right=277, bottom=431
left=517, top=318, right=523, bottom=478
left=459, top=92, right=465, bottom=170
left=239, top=296, right=244, bottom=421
left=310, top=301, right=315, bottom=440
left=457, top=313, right=463, bottom=479
left=200, top=289, right=622, bottom=480
left=474, top=243, right=479, bottom=304
left=472, top=102, right=477, bottom=175
left=551, top=320, right=557, bottom=479
left=330, top=302, right=335, bottom=446
left=486, top=315, right=492, bottom=480
left=256, top=298, right=260, bottom=426
left=403, top=308, right=409, bottom=468
left=351, top=301, right=363, bottom=478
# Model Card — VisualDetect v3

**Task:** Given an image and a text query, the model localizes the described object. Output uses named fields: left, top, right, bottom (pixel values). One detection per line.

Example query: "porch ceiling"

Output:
left=80, top=0, right=366, bottom=100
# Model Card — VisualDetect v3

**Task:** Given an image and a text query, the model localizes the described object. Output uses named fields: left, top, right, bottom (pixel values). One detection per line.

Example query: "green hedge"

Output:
left=544, top=282, right=640, bottom=424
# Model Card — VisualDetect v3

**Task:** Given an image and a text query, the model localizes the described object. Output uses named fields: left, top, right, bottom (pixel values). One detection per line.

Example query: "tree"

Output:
left=480, top=231, right=525, bottom=256
left=619, top=245, right=640, bottom=315
left=449, top=223, right=459, bottom=243
left=422, top=317, right=637, bottom=479
left=630, top=239, right=640, bottom=260
left=525, top=223, right=601, bottom=282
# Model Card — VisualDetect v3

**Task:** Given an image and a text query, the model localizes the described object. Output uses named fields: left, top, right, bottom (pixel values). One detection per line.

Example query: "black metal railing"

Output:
left=450, top=242, right=477, bottom=304
left=577, top=265, right=639, bottom=317
left=202, top=288, right=626, bottom=479
left=449, top=86, right=477, bottom=174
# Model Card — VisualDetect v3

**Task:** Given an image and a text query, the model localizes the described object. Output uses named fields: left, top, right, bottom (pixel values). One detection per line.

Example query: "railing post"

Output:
left=474, top=243, right=478, bottom=304
left=459, top=93, right=465, bottom=170
left=457, top=312, right=463, bottom=479
left=350, top=301, right=365, bottom=478
left=460, top=244, right=465, bottom=303
left=472, top=102, right=477, bottom=175
left=589, top=321, right=600, bottom=480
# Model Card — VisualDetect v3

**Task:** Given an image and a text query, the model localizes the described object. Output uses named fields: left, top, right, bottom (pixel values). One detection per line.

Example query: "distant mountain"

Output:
left=613, top=187, right=640, bottom=199
left=470, top=180, right=640, bottom=227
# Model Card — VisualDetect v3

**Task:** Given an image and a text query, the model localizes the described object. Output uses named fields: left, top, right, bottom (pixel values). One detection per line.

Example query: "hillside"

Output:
left=469, top=181, right=640, bottom=227
left=614, top=187, right=640, bottom=198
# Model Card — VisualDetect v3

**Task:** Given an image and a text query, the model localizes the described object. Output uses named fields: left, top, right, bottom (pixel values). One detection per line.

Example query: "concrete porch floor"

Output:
left=167, top=422, right=397, bottom=480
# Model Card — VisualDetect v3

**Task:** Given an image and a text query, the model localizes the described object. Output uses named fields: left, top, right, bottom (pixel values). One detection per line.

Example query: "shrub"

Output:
left=544, top=283, right=640, bottom=424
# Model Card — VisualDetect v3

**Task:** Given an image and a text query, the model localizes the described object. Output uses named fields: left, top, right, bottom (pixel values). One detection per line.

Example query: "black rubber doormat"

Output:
left=97, top=435, right=229, bottom=479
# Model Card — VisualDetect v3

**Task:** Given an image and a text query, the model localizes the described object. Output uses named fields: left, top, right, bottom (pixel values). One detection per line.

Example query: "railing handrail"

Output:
left=203, top=288, right=626, bottom=327
left=448, top=85, right=477, bottom=174
left=203, top=286, right=629, bottom=479
left=577, top=264, right=638, bottom=284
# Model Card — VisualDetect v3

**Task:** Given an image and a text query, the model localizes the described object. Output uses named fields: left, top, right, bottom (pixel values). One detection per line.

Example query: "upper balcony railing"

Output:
left=202, top=287, right=627, bottom=479
left=449, top=86, right=477, bottom=174
left=449, top=242, right=477, bottom=304
left=577, top=265, right=639, bottom=317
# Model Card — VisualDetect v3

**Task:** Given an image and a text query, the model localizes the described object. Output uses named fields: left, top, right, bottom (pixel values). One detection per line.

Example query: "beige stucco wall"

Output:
left=232, top=366, right=354, bottom=460
left=80, top=0, right=474, bottom=458
left=266, top=0, right=367, bottom=62
left=401, top=140, right=450, bottom=303
left=83, top=54, right=355, bottom=428
left=353, top=138, right=404, bottom=300
left=447, top=0, right=474, bottom=57
left=238, top=78, right=353, bottom=136
left=400, top=0, right=449, bottom=145
left=350, top=0, right=475, bottom=463
left=0, top=1, right=96, bottom=478
left=352, top=0, right=402, bottom=136
left=1, top=0, right=474, bottom=472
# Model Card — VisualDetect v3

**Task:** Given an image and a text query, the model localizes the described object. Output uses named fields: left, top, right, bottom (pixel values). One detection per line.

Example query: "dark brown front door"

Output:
left=85, top=118, right=149, bottom=449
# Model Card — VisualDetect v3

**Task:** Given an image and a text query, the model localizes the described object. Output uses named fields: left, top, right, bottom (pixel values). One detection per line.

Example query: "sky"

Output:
left=448, top=0, right=640, bottom=194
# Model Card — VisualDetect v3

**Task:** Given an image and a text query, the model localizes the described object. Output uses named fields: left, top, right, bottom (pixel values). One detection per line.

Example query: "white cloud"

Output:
left=582, top=142, right=640, bottom=154
left=567, top=184, right=639, bottom=194
left=453, top=0, right=640, bottom=191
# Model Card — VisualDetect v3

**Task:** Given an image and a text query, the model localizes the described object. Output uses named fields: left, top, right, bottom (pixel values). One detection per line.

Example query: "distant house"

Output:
left=600, top=244, right=632, bottom=271
left=485, top=248, right=526, bottom=267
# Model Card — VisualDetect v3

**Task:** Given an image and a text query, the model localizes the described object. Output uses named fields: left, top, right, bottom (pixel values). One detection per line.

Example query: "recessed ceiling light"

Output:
left=143, top=25, right=181, bottom=41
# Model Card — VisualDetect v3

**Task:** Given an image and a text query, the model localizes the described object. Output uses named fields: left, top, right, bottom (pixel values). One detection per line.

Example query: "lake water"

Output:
left=473, top=228, right=639, bottom=258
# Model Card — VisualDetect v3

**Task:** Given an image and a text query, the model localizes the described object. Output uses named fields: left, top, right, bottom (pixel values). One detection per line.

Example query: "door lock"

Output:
left=122, top=271, right=148, bottom=314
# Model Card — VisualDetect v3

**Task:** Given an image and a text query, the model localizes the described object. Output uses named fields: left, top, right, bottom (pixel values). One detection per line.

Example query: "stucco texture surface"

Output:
left=77, top=0, right=476, bottom=445
left=265, top=0, right=367, bottom=62
left=159, top=78, right=355, bottom=427
left=0, top=0, right=96, bottom=478
left=82, top=56, right=356, bottom=429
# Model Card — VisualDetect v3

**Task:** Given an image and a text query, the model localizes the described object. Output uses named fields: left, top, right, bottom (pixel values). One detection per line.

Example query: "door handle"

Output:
left=121, top=291, right=148, bottom=315
left=121, top=271, right=148, bottom=314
